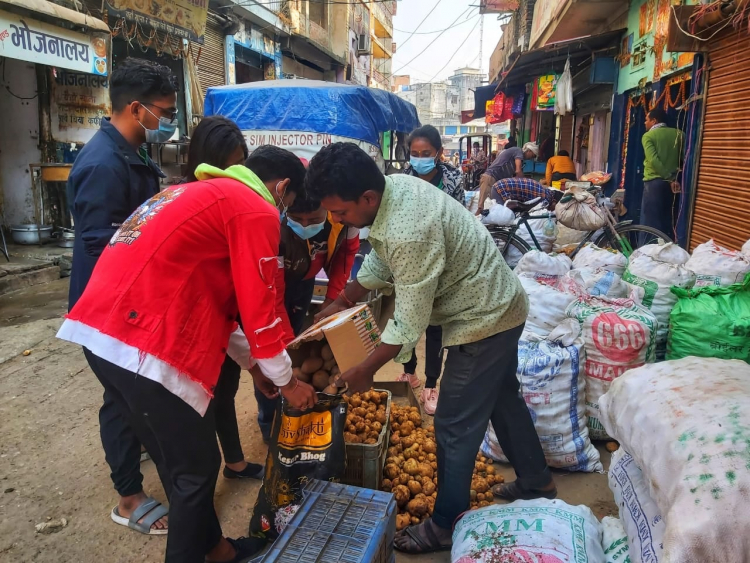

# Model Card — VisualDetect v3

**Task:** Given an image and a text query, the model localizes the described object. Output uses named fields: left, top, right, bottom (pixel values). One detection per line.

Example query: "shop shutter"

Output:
left=196, top=13, right=226, bottom=99
left=558, top=113, right=574, bottom=155
left=690, top=28, right=750, bottom=250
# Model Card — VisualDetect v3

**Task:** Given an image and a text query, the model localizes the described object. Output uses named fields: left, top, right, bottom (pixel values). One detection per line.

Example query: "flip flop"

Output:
left=394, top=519, right=452, bottom=554
left=492, top=480, right=557, bottom=502
left=111, top=497, right=168, bottom=535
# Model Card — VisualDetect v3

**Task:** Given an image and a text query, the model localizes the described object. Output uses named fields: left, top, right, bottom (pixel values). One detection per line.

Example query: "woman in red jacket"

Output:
left=57, top=148, right=316, bottom=563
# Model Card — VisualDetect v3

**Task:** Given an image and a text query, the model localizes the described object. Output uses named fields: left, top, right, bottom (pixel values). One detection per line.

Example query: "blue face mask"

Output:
left=287, top=216, right=325, bottom=240
left=410, top=156, right=437, bottom=175
left=139, top=105, right=177, bottom=144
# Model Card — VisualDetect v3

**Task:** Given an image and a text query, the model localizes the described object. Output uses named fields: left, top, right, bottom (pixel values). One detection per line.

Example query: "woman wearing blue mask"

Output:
left=398, top=125, right=464, bottom=415
left=406, top=125, right=464, bottom=204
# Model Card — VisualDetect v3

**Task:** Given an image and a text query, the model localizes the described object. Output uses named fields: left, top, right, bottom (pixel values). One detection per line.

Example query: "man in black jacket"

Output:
left=67, top=58, right=177, bottom=537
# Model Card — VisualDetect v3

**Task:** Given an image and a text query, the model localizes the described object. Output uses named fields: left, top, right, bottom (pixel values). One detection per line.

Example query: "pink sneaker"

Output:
left=420, top=388, right=439, bottom=415
left=396, top=372, right=421, bottom=389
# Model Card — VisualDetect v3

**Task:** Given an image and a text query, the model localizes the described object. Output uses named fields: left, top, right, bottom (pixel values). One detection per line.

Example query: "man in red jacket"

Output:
left=57, top=158, right=316, bottom=563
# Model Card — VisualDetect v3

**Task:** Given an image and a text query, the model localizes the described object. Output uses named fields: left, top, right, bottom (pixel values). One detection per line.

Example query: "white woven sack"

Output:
left=601, top=516, right=632, bottom=563
left=481, top=202, right=515, bottom=226
left=572, top=243, right=628, bottom=275
left=622, top=244, right=696, bottom=356
left=565, top=268, right=636, bottom=299
left=566, top=293, right=656, bottom=440
left=518, top=274, right=579, bottom=338
left=504, top=213, right=557, bottom=268
left=685, top=239, right=750, bottom=287
left=555, top=223, right=589, bottom=250
left=555, top=186, right=607, bottom=231
left=452, top=499, right=606, bottom=563
left=600, top=358, right=750, bottom=563
left=481, top=319, right=602, bottom=472
left=515, top=250, right=572, bottom=277
left=608, top=449, right=664, bottom=563
left=742, top=238, right=750, bottom=257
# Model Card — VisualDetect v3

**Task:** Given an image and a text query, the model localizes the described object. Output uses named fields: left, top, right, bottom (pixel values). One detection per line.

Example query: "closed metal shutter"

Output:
left=196, top=14, right=225, bottom=99
left=558, top=113, right=574, bottom=155
left=690, top=28, right=750, bottom=250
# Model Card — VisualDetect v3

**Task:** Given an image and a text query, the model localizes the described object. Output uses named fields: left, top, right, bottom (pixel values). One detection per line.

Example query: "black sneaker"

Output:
left=209, top=536, right=266, bottom=563
left=223, top=462, right=264, bottom=480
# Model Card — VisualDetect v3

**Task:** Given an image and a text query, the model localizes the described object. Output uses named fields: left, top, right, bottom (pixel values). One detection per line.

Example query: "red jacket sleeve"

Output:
left=275, top=253, right=295, bottom=343
left=225, top=210, right=288, bottom=360
left=325, top=228, right=360, bottom=300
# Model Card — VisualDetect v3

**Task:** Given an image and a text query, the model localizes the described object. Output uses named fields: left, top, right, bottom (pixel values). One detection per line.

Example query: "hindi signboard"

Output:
left=104, top=0, right=208, bottom=43
left=51, top=69, right=110, bottom=144
left=0, top=9, right=108, bottom=76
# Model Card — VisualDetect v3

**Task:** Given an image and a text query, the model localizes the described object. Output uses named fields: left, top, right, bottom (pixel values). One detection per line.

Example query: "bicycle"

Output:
left=484, top=183, right=673, bottom=261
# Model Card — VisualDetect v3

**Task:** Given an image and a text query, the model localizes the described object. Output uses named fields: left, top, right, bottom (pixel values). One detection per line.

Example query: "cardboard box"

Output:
left=287, top=304, right=381, bottom=374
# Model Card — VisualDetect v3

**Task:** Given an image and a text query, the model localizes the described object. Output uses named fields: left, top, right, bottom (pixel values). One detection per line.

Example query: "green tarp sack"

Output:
left=667, top=272, right=750, bottom=362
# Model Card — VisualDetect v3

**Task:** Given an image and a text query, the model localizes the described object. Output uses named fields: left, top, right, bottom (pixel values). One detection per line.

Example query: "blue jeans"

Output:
left=641, top=179, right=676, bottom=237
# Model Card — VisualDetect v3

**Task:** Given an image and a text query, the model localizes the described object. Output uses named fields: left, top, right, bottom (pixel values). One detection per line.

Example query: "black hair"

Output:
left=305, top=143, right=385, bottom=202
left=245, top=145, right=306, bottom=194
left=407, top=125, right=442, bottom=151
left=185, top=116, right=247, bottom=182
left=506, top=135, right=517, bottom=148
left=110, top=58, right=178, bottom=112
left=473, top=141, right=480, bottom=147
left=551, top=190, right=564, bottom=204
left=648, top=108, right=669, bottom=124
left=557, top=149, right=570, bottom=157
left=288, top=193, right=322, bottom=214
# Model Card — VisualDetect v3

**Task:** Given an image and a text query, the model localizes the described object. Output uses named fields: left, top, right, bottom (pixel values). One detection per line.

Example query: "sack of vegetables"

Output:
left=248, top=393, right=347, bottom=542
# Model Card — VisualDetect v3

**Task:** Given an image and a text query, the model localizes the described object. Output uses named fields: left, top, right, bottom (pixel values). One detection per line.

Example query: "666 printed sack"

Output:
left=249, top=394, right=347, bottom=544
left=566, top=293, right=656, bottom=440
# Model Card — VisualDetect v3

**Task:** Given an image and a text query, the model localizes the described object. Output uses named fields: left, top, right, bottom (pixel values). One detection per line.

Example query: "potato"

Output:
left=393, top=485, right=410, bottom=507
left=311, top=370, right=330, bottom=391
left=321, top=343, right=334, bottom=361
left=407, top=480, right=422, bottom=496
left=396, top=513, right=411, bottom=531
left=606, top=441, right=620, bottom=453
left=331, top=365, right=341, bottom=376
left=301, top=357, right=324, bottom=374
left=406, top=498, right=428, bottom=517
left=293, top=367, right=312, bottom=384
left=422, top=480, right=436, bottom=496
left=382, top=479, right=392, bottom=492
left=323, top=358, right=337, bottom=371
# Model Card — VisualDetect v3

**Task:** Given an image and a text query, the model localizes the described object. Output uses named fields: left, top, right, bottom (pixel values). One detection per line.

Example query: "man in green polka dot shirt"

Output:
left=307, top=143, right=554, bottom=555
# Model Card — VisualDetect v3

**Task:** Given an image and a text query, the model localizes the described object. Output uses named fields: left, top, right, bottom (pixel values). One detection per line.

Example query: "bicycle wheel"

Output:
left=594, top=224, right=673, bottom=255
left=488, top=229, right=531, bottom=264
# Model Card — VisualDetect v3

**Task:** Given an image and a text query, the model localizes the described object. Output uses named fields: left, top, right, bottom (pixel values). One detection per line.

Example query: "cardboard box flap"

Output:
left=288, top=304, right=381, bottom=374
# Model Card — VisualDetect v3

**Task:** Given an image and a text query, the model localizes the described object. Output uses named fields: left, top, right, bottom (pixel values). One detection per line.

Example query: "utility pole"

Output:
left=479, top=11, right=484, bottom=79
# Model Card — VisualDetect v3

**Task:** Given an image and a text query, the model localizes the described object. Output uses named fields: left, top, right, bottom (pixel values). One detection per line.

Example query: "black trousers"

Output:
left=85, top=348, right=145, bottom=498
left=431, top=324, right=551, bottom=529
left=213, top=355, right=244, bottom=464
left=402, top=324, right=444, bottom=389
left=641, top=179, right=678, bottom=238
left=86, top=351, right=223, bottom=563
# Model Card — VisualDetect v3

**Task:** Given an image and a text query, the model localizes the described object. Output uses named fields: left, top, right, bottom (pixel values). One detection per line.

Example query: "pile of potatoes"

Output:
left=469, top=452, right=504, bottom=511
left=342, top=389, right=389, bottom=444
left=381, top=405, right=438, bottom=531
left=292, top=342, right=340, bottom=392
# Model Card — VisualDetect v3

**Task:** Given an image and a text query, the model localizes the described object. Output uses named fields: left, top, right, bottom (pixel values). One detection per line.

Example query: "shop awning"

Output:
left=496, top=29, right=624, bottom=91
left=0, top=0, right=109, bottom=32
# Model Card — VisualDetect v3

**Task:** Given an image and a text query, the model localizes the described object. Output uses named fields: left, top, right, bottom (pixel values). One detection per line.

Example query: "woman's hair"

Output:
left=185, top=116, right=248, bottom=181
left=408, top=125, right=442, bottom=151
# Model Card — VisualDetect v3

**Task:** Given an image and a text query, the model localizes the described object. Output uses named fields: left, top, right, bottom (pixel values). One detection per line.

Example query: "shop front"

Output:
left=0, top=0, right=110, bottom=230
left=232, top=19, right=282, bottom=85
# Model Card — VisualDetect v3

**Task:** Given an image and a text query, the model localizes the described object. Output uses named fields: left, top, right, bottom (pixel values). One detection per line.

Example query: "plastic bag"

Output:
left=555, top=58, right=573, bottom=116
left=451, top=499, right=605, bottom=563
left=667, top=273, right=750, bottom=362
left=600, top=357, right=750, bottom=563
left=555, top=185, right=606, bottom=231
left=481, top=319, right=603, bottom=472
left=249, top=395, right=347, bottom=542
left=481, top=202, right=515, bottom=226
left=685, top=239, right=750, bottom=287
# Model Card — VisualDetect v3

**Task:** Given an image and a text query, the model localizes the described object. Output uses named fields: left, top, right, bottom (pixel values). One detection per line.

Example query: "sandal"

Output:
left=492, top=480, right=557, bottom=502
left=394, top=518, right=452, bottom=554
left=110, top=496, right=168, bottom=535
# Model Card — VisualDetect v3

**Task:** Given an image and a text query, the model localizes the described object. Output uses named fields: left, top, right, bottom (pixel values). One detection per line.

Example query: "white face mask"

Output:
left=276, top=181, right=288, bottom=217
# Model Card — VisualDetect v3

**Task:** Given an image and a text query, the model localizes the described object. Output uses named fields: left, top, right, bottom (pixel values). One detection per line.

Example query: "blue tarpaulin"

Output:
left=204, top=80, right=420, bottom=147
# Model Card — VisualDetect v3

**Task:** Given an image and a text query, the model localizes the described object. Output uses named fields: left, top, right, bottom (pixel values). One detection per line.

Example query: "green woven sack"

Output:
left=667, top=273, right=750, bottom=362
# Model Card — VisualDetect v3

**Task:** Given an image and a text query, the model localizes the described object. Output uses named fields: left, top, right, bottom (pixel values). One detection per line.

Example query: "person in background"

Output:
left=452, top=152, right=460, bottom=167
left=66, top=58, right=177, bottom=536
left=478, top=142, right=538, bottom=213
left=490, top=150, right=498, bottom=162
left=251, top=187, right=361, bottom=442
left=57, top=149, right=315, bottom=563
left=642, top=108, right=683, bottom=236
left=471, top=141, right=487, bottom=165
left=491, top=177, right=564, bottom=211
left=505, top=135, right=517, bottom=148
left=307, top=143, right=553, bottom=555
left=399, top=124, right=464, bottom=414
left=544, top=149, right=577, bottom=188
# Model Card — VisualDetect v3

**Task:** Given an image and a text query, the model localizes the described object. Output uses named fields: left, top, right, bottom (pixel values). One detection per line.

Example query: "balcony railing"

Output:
left=372, top=1, right=393, bottom=37
left=296, top=12, right=333, bottom=53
